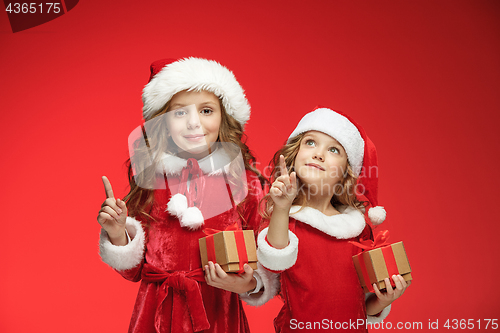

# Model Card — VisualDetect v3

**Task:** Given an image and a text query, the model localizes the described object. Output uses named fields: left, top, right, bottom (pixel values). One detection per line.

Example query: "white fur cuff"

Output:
left=239, top=262, right=280, bottom=307
left=365, top=293, right=391, bottom=323
left=99, top=217, right=145, bottom=271
left=257, top=227, right=299, bottom=271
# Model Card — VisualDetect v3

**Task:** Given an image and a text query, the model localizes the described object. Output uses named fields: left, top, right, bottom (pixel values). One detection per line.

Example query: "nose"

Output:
left=313, top=150, right=324, bottom=161
left=186, top=110, right=201, bottom=129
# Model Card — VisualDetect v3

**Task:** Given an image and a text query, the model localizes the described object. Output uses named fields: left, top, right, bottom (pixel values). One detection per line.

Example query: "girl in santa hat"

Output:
left=257, top=107, right=411, bottom=332
left=97, top=58, right=278, bottom=333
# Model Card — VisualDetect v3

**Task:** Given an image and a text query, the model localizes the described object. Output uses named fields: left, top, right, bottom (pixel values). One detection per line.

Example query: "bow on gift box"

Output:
left=350, top=230, right=400, bottom=292
left=349, top=229, right=391, bottom=251
left=202, top=222, right=250, bottom=274
left=203, top=221, right=240, bottom=236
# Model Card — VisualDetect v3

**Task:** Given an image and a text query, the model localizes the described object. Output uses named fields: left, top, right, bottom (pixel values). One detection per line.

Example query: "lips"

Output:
left=184, top=134, right=206, bottom=142
left=306, top=163, right=325, bottom=171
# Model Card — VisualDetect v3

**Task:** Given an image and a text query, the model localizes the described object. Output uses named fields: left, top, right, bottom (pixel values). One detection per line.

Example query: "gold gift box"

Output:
left=199, top=230, right=258, bottom=273
left=352, top=241, right=412, bottom=293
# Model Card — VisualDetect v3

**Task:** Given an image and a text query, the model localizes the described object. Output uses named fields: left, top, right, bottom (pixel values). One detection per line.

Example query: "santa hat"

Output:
left=142, top=57, right=250, bottom=126
left=288, top=107, right=386, bottom=226
left=141, top=57, right=250, bottom=230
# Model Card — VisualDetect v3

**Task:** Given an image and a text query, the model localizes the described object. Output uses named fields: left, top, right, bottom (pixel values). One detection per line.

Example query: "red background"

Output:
left=1, top=1, right=499, bottom=332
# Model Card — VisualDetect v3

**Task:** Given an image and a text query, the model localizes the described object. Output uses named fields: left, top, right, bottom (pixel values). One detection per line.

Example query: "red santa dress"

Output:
left=257, top=206, right=391, bottom=333
left=99, top=149, right=278, bottom=333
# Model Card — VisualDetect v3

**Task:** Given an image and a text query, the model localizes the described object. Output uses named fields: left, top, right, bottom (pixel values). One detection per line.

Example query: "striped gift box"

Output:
left=352, top=241, right=412, bottom=293
left=199, top=230, right=258, bottom=273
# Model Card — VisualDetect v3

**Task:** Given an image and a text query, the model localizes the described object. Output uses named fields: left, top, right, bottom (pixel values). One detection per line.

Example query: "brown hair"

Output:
left=124, top=93, right=264, bottom=222
left=261, top=132, right=364, bottom=219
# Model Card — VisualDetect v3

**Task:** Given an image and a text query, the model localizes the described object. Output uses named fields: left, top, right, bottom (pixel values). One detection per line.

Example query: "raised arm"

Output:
left=267, top=155, right=298, bottom=249
left=97, top=176, right=128, bottom=245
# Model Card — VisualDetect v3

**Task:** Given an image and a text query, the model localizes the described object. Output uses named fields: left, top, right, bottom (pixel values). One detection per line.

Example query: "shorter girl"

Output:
left=257, top=107, right=410, bottom=332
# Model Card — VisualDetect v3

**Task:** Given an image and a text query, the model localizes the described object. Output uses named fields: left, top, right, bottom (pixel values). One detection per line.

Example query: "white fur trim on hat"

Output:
left=239, top=262, right=280, bottom=307
left=368, top=206, right=386, bottom=225
left=257, top=227, right=299, bottom=271
left=290, top=205, right=366, bottom=239
left=288, top=108, right=364, bottom=176
left=142, top=57, right=250, bottom=126
left=99, top=217, right=145, bottom=271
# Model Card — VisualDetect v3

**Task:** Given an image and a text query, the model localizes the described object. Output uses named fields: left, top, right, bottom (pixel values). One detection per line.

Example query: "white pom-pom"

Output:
left=166, top=193, right=188, bottom=217
left=368, top=206, right=386, bottom=225
left=166, top=194, right=204, bottom=230
left=180, top=207, right=204, bottom=230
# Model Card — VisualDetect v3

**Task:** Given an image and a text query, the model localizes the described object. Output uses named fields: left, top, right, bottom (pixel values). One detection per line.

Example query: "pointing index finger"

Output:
left=290, top=171, right=297, bottom=190
left=102, top=176, right=115, bottom=199
left=279, top=155, right=289, bottom=177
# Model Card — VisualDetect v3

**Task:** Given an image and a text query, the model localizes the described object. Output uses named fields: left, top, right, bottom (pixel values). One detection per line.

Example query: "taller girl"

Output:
left=97, top=58, right=277, bottom=333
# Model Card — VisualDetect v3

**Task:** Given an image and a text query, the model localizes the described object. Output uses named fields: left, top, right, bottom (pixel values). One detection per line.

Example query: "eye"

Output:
left=174, top=109, right=187, bottom=117
left=200, top=108, right=213, bottom=115
left=305, top=139, right=315, bottom=146
left=329, top=147, right=340, bottom=154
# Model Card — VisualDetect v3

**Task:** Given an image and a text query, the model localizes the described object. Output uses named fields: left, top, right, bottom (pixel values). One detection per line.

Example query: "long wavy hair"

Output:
left=124, top=93, right=264, bottom=223
left=261, top=132, right=364, bottom=219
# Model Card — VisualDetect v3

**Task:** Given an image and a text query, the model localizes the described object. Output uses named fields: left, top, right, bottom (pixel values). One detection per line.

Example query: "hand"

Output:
left=270, top=155, right=298, bottom=210
left=97, top=176, right=128, bottom=245
left=204, top=261, right=257, bottom=294
left=373, top=275, right=411, bottom=308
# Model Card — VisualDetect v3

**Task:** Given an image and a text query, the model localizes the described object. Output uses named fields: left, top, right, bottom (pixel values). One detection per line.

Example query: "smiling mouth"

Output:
left=306, top=163, right=325, bottom=171
left=184, top=134, right=206, bottom=142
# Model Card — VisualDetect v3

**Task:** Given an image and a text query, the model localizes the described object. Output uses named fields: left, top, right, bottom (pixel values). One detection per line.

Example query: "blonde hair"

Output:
left=124, top=94, right=264, bottom=223
left=261, top=132, right=364, bottom=219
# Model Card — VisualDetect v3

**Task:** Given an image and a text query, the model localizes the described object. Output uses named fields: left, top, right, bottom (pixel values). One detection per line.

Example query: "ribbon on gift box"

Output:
left=203, top=221, right=240, bottom=236
left=350, top=230, right=399, bottom=292
left=349, top=229, right=391, bottom=250
left=203, top=222, right=249, bottom=274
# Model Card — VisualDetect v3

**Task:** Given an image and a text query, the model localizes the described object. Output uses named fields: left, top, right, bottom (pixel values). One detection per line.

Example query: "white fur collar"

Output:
left=156, top=148, right=234, bottom=175
left=289, top=205, right=366, bottom=239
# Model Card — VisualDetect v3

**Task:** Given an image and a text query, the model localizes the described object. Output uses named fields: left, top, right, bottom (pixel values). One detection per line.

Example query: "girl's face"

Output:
left=294, top=131, right=348, bottom=193
left=165, top=90, right=222, bottom=159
